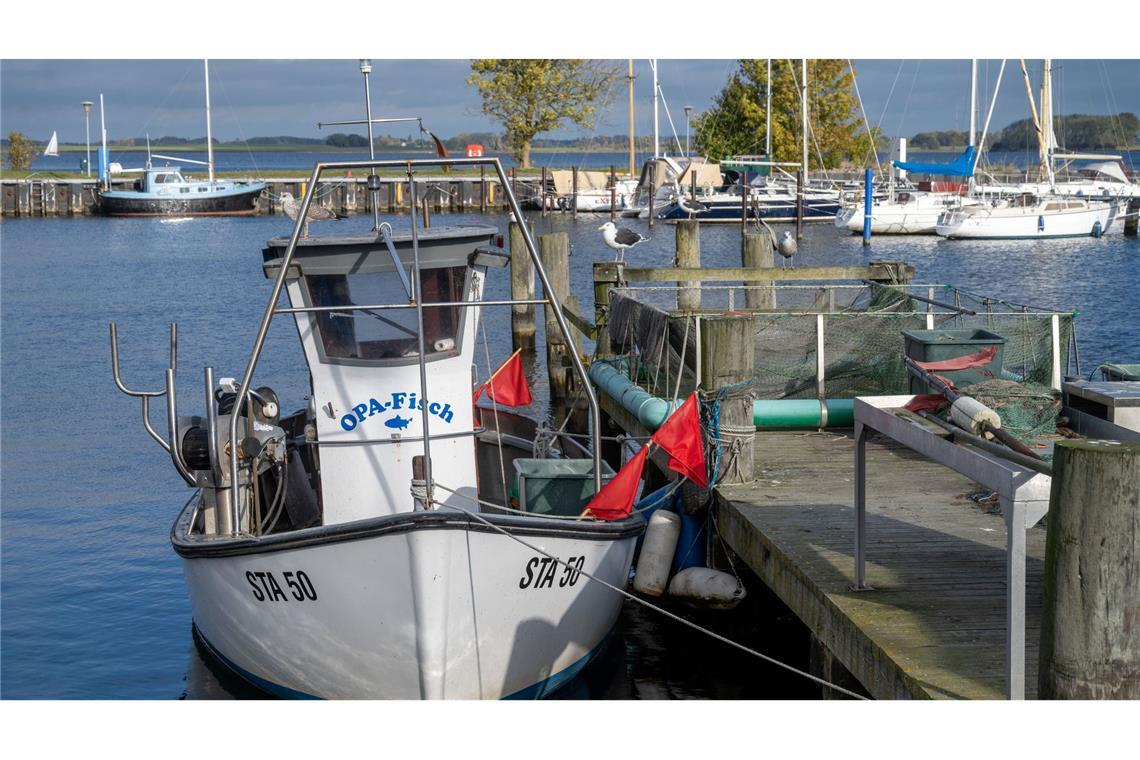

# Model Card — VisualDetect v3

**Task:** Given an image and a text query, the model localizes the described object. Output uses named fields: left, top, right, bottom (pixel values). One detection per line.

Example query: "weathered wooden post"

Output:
left=510, top=219, right=537, bottom=352
left=610, top=165, right=617, bottom=223
left=540, top=232, right=572, bottom=402
left=742, top=230, right=774, bottom=310
left=699, top=314, right=755, bottom=484
left=1039, top=439, right=1140, bottom=699
left=479, top=165, right=487, bottom=213
left=647, top=162, right=656, bottom=228
left=541, top=167, right=548, bottom=217
left=1125, top=199, right=1139, bottom=237
left=572, top=166, right=579, bottom=218
left=676, top=219, right=701, bottom=313
left=740, top=178, right=749, bottom=233
left=593, top=261, right=623, bottom=359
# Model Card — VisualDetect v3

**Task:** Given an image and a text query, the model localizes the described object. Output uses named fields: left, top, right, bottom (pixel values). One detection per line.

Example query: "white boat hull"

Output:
left=935, top=198, right=1122, bottom=239
left=836, top=193, right=979, bottom=235
left=176, top=499, right=641, bottom=699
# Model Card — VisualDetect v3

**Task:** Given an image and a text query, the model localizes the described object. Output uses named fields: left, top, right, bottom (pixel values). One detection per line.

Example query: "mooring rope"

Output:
left=431, top=491, right=869, bottom=700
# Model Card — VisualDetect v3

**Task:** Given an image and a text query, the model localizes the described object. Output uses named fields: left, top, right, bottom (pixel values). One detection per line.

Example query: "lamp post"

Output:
left=82, top=101, right=93, bottom=177
left=683, top=105, right=693, bottom=158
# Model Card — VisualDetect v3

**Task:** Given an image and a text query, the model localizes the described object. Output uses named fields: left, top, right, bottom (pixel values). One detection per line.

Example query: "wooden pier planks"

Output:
left=716, top=430, right=1045, bottom=699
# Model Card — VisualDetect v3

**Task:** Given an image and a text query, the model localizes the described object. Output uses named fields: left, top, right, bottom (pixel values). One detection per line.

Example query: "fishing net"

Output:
left=956, top=379, right=1062, bottom=447
left=605, top=284, right=1075, bottom=404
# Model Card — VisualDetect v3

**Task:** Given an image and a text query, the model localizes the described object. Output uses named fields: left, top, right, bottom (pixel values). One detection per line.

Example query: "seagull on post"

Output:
left=777, top=230, right=798, bottom=268
left=677, top=194, right=709, bottom=218
left=280, top=192, right=347, bottom=237
left=597, top=221, right=647, bottom=262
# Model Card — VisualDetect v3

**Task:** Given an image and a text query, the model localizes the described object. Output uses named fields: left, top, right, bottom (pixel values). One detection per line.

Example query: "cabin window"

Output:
left=154, top=174, right=169, bottom=184
left=305, top=265, right=466, bottom=364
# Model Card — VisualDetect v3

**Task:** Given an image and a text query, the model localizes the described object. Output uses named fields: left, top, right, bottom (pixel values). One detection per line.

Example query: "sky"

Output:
left=2, top=58, right=1137, bottom=147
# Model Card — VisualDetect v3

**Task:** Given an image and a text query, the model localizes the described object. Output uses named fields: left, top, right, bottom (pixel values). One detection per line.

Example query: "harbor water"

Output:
left=1, top=209, right=1137, bottom=698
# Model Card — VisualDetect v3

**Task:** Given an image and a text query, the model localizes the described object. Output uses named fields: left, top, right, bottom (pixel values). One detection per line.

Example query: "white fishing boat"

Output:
left=110, top=155, right=644, bottom=699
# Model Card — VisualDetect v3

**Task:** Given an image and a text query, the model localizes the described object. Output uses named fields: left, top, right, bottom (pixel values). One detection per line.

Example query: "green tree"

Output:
left=692, top=60, right=876, bottom=170
left=467, top=59, right=620, bottom=168
left=6, top=132, right=36, bottom=172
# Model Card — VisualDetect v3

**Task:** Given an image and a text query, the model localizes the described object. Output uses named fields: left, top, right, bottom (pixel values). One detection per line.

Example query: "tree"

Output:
left=467, top=60, right=620, bottom=168
left=692, top=60, right=877, bottom=170
left=6, top=132, right=36, bottom=172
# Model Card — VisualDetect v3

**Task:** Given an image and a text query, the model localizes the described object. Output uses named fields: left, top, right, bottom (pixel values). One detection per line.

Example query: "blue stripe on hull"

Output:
left=194, top=624, right=607, bottom=700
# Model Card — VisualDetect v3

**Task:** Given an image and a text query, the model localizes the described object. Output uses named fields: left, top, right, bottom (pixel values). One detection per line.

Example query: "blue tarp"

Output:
left=893, top=145, right=976, bottom=177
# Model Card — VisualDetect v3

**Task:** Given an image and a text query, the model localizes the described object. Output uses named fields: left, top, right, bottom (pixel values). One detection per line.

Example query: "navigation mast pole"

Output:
left=1042, top=59, right=1055, bottom=188
left=651, top=59, right=659, bottom=159
left=628, top=59, right=635, bottom=177
left=360, top=59, right=380, bottom=230
left=204, top=60, right=215, bottom=183
left=969, top=59, right=977, bottom=192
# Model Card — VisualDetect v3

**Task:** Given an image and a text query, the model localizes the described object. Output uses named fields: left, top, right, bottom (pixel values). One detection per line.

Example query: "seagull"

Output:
left=597, top=221, right=647, bottom=262
left=677, top=193, right=709, bottom=218
left=280, top=192, right=347, bottom=237
left=776, top=230, right=798, bottom=268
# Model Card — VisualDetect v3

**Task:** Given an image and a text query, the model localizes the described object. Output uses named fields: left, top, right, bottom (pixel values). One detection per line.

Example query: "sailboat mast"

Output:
left=628, top=59, right=635, bottom=177
left=204, top=60, right=215, bottom=183
left=765, top=59, right=772, bottom=157
left=1042, top=59, right=1055, bottom=187
left=651, top=59, right=659, bottom=159
left=969, top=59, right=977, bottom=192
left=1018, top=59, right=1047, bottom=179
left=99, top=93, right=107, bottom=190
left=801, top=59, right=808, bottom=181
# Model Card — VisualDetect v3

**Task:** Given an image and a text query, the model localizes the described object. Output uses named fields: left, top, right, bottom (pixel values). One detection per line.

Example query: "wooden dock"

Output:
left=715, top=429, right=1045, bottom=700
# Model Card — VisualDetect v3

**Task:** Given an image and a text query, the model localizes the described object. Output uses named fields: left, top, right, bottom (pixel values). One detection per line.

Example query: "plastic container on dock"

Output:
left=901, top=328, right=1007, bottom=394
left=513, top=459, right=615, bottom=517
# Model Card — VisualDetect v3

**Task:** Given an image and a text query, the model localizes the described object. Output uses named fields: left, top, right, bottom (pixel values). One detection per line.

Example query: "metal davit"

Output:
left=225, top=156, right=603, bottom=536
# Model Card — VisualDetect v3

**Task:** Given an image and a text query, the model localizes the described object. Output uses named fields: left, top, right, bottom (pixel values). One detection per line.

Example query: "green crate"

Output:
left=902, top=328, right=1007, bottom=394
left=513, top=459, right=615, bottom=517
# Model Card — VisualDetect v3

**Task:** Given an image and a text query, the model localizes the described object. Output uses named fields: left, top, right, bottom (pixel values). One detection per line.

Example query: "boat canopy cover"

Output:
left=550, top=169, right=610, bottom=194
left=893, top=145, right=976, bottom=177
left=676, top=158, right=723, bottom=188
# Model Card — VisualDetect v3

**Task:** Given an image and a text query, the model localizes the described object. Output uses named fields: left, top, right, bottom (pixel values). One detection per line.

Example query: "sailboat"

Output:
left=98, top=60, right=266, bottom=217
left=936, top=59, right=1124, bottom=240
left=43, top=131, right=59, bottom=157
left=836, top=60, right=993, bottom=235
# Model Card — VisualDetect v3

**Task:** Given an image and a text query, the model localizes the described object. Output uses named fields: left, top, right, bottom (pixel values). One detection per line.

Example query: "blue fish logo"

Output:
left=384, top=415, right=412, bottom=430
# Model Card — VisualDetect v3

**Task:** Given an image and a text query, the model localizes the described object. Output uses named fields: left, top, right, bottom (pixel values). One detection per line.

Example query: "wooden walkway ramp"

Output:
left=715, top=430, right=1045, bottom=699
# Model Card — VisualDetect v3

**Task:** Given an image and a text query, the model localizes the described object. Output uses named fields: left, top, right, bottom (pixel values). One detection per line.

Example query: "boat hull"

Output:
left=655, top=195, right=840, bottom=222
left=173, top=499, right=642, bottom=699
left=935, top=199, right=1122, bottom=239
left=99, top=184, right=265, bottom=216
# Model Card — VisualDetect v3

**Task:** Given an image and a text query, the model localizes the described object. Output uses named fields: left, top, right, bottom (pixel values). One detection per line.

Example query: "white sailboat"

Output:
left=43, top=131, right=59, bottom=157
left=936, top=59, right=1124, bottom=240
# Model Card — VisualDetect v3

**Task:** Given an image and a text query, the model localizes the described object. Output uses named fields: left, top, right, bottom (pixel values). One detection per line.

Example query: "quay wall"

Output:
left=0, top=176, right=542, bottom=218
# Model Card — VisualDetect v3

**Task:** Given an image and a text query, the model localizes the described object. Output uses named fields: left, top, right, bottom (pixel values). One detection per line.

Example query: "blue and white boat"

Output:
left=98, top=60, right=265, bottom=217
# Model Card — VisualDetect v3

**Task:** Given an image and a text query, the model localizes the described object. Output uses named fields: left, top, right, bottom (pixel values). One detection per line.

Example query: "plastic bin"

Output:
left=901, top=328, right=1007, bottom=394
left=513, top=459, right=615, bottom=517
left=1100, top=363, right=1140, bottom=382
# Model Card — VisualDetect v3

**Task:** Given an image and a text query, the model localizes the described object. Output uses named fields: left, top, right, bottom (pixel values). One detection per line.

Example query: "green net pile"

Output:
left=957, top=379, right=1062, bottom=447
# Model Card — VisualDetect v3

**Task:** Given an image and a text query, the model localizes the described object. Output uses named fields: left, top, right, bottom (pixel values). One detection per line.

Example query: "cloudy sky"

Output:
left=3, top=5, right=1136, bottom=146
left=3, top=58, right=1136, bottom=146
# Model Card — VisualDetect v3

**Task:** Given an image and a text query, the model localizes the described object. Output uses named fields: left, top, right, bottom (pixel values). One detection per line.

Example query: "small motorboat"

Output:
left=110, top=156, right=644, bottom=699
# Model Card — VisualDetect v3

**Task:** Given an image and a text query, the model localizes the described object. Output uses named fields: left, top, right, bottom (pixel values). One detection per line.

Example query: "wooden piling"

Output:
left=1039, top=439, right=1140, bottom=699
left=509, top=220, right=537, bottom=352
left=742, top=230, right=774, bottom=310
left=1125, top=199, right=1139, bottom=237
left=540, top=232, right=572, bottom=402
left=572, top=166, right=578, bottom=218
left=593, top=261, right=623, bottom=359
left=698, top=314, right=755, bottom=484
left=421, top=196, right=431, bottom=228
left=676, top=219, right=701, bottom=313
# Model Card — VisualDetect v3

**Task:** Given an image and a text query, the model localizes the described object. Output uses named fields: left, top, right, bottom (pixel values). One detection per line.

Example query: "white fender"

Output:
left=667, top=567, right=746, bottom=610
left=633, top=510, right=681, bottom=597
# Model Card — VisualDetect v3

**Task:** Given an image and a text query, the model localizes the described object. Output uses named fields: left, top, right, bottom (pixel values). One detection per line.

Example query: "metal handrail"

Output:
left=226, top=156, right=604, bottom=535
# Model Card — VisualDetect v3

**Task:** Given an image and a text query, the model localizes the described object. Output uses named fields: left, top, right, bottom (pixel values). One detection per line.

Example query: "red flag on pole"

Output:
left=473, top=349, right=533, bottom=407
left=650, top=392, right=708, bottom=488
left=582, top=445, right=648, bottom=521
